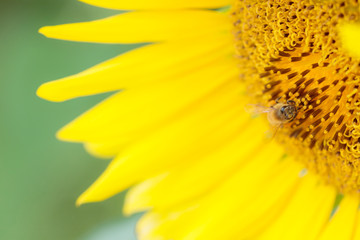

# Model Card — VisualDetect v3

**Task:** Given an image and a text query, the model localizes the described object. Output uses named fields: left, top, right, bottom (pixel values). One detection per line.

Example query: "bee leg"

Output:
left=275, top=96, right=282, bottom=103
left=271, top=123, right=282, bottom=139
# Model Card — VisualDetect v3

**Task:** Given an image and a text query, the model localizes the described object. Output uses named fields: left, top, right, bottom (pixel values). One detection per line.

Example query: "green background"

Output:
left=1, top=1, right=138, bottom=239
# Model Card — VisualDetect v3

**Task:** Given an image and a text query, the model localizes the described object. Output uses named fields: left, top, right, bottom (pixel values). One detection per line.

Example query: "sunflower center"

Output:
left=233, top=0, right=360, bottom=194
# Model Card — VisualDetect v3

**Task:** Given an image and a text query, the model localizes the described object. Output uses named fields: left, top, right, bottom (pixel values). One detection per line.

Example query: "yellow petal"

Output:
left=57, top=56, right=238, bottom=143
left=76, top=84, right=247, bottom=205
left=124, top=117, right=272, bottom=215
left=84, top=141, right=126, bottom=159
left=37, top=35, right=233, bottom=102
left=339, top=22, right=360, bottom=58
left=351, top=209, right=360, bottom=240
left=183, top=160, right=303, bottom=240
left=39, top=10, right=231, bottom=44
left=80, top=0, right=233, bottom=10
left=317, top=195, right=359, bottom=240
left=258, top=174, right=336, bottom=240
left=137, top=158, right=302, bottom=240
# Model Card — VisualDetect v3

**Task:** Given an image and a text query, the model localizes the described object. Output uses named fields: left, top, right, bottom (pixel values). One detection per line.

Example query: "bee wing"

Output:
left=245, top=104, right=271, bottom=115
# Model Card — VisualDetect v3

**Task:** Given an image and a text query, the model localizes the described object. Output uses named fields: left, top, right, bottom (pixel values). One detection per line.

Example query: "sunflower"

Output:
left=38, top=0, right=360, bottom=239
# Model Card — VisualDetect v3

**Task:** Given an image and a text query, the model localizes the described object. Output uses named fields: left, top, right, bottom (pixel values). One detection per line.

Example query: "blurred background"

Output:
left=0, top=0, right=138, bottom=239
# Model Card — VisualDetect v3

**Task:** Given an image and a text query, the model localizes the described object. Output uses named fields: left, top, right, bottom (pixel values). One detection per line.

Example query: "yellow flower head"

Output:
left=234, top=0, right=360, bottom=194
left=38, top=0, right=360, bottom=239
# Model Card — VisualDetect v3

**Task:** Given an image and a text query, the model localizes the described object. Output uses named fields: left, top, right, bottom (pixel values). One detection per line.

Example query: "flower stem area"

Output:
left=0, top=1, right=136, bottom=239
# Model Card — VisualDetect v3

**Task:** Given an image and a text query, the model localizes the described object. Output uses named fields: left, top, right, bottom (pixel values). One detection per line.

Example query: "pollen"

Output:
left=233, top=0, right=360, bottom=194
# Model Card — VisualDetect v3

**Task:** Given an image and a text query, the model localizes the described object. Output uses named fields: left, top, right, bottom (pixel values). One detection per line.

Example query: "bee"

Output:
left=246, top=98, right=299, bottom=126
left=267, top=99, right=298, bottom=126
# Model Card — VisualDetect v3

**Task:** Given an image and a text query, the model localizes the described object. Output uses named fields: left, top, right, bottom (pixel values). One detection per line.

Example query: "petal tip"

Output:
left=123, top=193, right=151, bottom=216
left=123, top=203, right=150, bottom=217
left=38, top=26, right=54, bottom=38
left=76, top=187, right=101, bottom=207
left=76, top=193, right=89, bottom=207
left=122, top=206, right=133, bottom=217
left=123, top=191, right=139, bottom=215
left=38, top=25, right=70, bottom=41
left=75, top=198, right=84, bottom=207
left=37, top=83, right=65, bottom=102
left=38, top=26, right=47, bottom=36
left=56, top=128, right=73, bottom=141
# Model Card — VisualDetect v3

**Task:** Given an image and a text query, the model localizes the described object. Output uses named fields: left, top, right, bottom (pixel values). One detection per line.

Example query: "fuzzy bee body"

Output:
left=267, top=102, right=298, bottom=126
left=247, top=99, right=298, bottom=127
